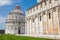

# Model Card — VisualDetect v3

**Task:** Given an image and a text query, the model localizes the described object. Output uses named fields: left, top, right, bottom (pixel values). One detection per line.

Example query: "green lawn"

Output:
left=0, top=34, right=54, bottom=40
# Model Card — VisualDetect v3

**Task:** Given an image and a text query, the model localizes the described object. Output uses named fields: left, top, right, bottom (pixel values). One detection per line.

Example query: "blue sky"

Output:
left=0, top=0, right=37, bottom=30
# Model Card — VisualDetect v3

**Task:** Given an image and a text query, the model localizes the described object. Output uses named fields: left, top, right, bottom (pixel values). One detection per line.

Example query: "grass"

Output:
left=0, top=34, right=54, bottom=40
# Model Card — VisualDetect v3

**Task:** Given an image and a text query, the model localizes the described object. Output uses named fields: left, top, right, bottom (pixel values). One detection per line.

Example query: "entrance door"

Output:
left=18, top=27, right=21, bottom=34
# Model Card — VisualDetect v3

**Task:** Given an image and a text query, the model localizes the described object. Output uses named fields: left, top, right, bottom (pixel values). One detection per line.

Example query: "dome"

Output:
left=9, top=5, right=23, bottom=15
left=6, top=5, right=24, bottom=20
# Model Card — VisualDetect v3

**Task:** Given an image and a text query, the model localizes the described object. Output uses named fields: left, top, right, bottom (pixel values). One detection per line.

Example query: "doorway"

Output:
left=18, top=27, right=21, bottom=34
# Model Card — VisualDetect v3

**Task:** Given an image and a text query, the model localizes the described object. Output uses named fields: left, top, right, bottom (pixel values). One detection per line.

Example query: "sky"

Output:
left=0, top=0, right=37, bottom=30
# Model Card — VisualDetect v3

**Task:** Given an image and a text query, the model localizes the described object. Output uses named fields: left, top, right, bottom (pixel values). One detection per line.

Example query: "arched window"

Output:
left=33, top=19, right=34, bottom=23
left=49, top=13, right=51, bottom=19
left=40, top=16, right=41, bottom=21
left=19, top=21, right=20, bottom=24
left=45, top=1, right=46, bottom=5
left=15, top=27, right=17, bottom=30
left=49, top=0, right=51, bottom=3
left=43, top=12, right=45, bottom=15
left=16, top=16, right=17, bottom=19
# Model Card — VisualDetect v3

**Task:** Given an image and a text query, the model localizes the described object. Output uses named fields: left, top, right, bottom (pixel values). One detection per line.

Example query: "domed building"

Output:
left=5, top=5, right=25, bottom=34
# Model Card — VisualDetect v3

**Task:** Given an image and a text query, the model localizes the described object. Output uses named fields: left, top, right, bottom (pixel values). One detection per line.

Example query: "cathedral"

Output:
left=5, top=5, right=25, bottom=34
left=25, top=0, right=60, bottom=38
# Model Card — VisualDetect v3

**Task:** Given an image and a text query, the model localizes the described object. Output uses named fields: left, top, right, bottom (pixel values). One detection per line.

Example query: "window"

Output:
left=49, top=0, right=51, bottom=3
left=49, top=13, right=51, bottom=19
left=19, top=21, right=20, bottom=24
left=36, top=5, right=38, bottom=10
left=43, top=12, right=45, bottom=15
left=13, top=21, right=15, bottom=24
left=16, top=17, right=17, bottom=19
left=27, top=19, right=28, bottom=21
left=19, top=17, right=20, bottom=19
left=41, top=3, right=42, bottom=8
left=29, top=18, right=31, bottom=20
left=45, top=1, right=46, bottom=5
left=15, top=28, right=17, bottom=30
left=40, top=16, right=41, bottom=21
left=35, top=15, right=37, bottom=18
left=33, top=19, right=34, bottom=23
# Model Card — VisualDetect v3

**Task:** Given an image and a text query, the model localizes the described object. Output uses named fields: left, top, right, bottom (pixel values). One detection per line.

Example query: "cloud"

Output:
left=0, top=0, right=12, bottom=6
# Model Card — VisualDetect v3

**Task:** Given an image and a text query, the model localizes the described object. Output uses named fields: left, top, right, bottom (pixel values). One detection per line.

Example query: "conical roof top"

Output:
left=14, top=5, right=20, bottom=9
